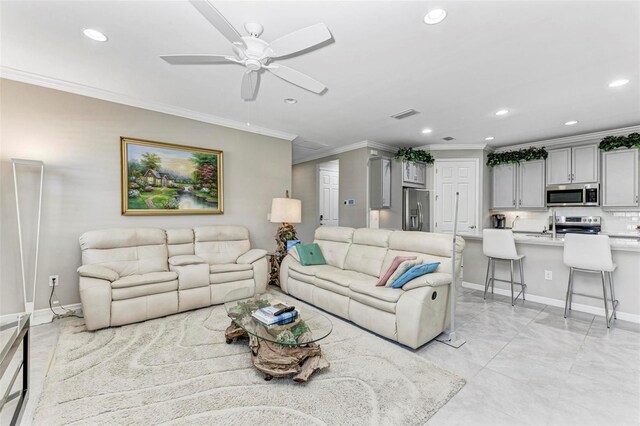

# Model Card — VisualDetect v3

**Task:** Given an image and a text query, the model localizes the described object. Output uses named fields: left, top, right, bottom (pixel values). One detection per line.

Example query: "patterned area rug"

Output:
left=34, top=292, right=464, bottom=425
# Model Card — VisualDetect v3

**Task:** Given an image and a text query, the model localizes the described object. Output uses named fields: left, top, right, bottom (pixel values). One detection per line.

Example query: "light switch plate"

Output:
left=544, top=270, right=552, bottom=280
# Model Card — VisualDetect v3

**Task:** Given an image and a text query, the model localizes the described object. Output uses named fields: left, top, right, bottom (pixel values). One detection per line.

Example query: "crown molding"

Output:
left=493, top=125, right=640, bottom=152
left=422, top=143, right=493, bottom=152
left=293, top=140, right=398, bottom=164
left=0, top=67, right=298, bottom=142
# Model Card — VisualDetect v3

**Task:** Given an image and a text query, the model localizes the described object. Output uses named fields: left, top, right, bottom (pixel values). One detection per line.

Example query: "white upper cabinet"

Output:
left=547, top=148, right=572, bottom=184
left=492, top=161, right=545, bottom=210
left=572, top=144, right=599, bottom=183
left=519, top=160, right=546, bottom=209
left=402, top=161, right=426, bottom=187
left=370, top=157, right=392, bottom=209
left=602, top=149, right=639, bottom=207
left=546, top=144, right=599, bottom=185
left=492, top=164, right=517, bottom=209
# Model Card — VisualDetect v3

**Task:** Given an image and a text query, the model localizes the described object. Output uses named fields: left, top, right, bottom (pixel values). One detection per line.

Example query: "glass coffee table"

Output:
left=223, top=289, right=332, bottom=382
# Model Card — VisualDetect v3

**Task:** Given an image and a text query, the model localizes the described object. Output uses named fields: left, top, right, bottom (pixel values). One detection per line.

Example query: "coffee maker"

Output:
left=492, top=214, right=506, bottom=229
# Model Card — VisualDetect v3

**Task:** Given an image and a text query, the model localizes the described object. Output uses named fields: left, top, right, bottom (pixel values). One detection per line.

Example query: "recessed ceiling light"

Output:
left=284, top=98, right=298, bottom=104
left=82, top=28, right=108, bottom=42
left=485, top=136, right=495, bottom=141
left=608, top=79, right=629, bottom=88
left=495, top=109, right=509, bottom=116
left=423, top=8, right=447, bottom=25
left=421, top=128, right=433, bottom=134
left=564, top=120, right=578, bottom=126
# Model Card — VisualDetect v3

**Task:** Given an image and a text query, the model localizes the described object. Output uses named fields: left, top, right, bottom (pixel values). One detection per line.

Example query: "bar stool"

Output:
left=483, top=229, right=526, bottom=306
left=563, top=234, right=618, bottom=327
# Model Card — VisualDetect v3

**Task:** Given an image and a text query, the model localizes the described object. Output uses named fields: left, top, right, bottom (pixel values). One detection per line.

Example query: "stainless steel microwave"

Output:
left=546, top=184, right=599, bottom=207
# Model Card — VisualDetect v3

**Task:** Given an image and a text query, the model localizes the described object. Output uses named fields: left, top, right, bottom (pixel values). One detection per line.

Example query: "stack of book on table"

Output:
left=252, top=303, right=299, bottom=326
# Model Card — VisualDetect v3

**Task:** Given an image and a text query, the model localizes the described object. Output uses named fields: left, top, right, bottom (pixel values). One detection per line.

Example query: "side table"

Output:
left=0, top=314, right=30, bottom=426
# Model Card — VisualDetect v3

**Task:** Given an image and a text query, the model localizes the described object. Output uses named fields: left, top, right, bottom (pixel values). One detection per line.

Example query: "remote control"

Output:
left=274, top=306, right=295, bottom=316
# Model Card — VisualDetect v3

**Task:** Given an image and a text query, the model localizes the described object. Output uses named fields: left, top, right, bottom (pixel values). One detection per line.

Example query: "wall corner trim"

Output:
left=293, top=140, right=398, bottom=164
left=425, top=143, right=492, bottom=152
left=1, top=66, right=298, bottom=142
left=492, top=125, right=640, bottom=152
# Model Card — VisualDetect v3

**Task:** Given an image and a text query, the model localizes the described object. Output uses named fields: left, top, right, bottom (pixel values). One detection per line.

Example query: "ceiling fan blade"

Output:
left=241, top=71, right=259, bottom=100
left=267, top=23, right=332, bottom=58
left=189, top=0, right=245, bottom=48
left=160, top=54, right=235, bottom=65
left=267, top=64, right=326, bottom=93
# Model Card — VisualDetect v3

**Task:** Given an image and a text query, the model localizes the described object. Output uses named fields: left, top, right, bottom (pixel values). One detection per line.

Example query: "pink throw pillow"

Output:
left=376, top=256, right=417, bottom=286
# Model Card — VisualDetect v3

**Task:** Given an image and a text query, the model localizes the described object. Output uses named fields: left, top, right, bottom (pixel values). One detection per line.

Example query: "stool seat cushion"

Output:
left=483, top=229, right=520, bottom=260
left=489, top=254, right=525, bottom=261
left=563, top=234, right=615, bottom=271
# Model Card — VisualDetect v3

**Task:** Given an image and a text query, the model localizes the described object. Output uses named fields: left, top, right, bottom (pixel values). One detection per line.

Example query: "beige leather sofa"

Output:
left=78, top=226, right=267, bottom=331
left=279, top=227, right=465, bottom=349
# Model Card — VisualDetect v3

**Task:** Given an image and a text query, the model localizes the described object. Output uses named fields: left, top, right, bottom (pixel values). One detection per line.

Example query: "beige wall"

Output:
left=292, top=147, right=371, bottom=242
left=0, top=79, right=291, bottom=314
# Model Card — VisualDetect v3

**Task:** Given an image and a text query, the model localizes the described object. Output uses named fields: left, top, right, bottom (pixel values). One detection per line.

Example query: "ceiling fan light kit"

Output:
left=161, top=0, right=332, bottom=101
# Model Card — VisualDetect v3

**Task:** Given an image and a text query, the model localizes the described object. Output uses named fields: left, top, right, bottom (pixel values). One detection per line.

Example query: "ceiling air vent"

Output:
left=442, top=136, right=455, bottom=141
left=390, top=109, right=420, bottom=120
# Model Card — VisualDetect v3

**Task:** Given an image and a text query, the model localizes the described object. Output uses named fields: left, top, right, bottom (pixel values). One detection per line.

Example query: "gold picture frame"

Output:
left=121, top=137, right=224, bottom=215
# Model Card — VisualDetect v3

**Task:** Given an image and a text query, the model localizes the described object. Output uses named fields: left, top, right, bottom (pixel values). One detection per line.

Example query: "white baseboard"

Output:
left=462, top=281, right=640, bottom=324
left=0, top=303, right=82, bottom=327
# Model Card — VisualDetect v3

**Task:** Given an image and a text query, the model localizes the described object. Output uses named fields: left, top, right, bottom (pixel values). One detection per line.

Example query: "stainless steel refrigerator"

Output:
left=403, top=188, right=430, bottom=232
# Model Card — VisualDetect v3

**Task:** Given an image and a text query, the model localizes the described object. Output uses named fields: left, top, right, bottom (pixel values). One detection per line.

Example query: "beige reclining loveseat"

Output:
left=279, top=226, right=465, bottom=349
left=78, top=225, right=267, bottom=330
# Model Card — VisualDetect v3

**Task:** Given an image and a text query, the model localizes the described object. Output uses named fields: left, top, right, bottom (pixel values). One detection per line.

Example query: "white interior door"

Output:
left=434, top=159, right=478, bottom=233
left=319, top=169, right=339, bottom=226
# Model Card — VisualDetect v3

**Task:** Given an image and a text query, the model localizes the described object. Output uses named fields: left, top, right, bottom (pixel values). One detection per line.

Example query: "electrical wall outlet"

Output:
left=49, top=275, right=60, bottom=287
left=544, top=270, right=552, bottom=280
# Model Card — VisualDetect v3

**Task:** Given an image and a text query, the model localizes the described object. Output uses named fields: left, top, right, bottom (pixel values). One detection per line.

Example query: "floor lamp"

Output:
left=436, top=191, right=466, bottom=348
left=12, top=158, right=45, bottom=314
left=269, top=191, right=301, bottom=286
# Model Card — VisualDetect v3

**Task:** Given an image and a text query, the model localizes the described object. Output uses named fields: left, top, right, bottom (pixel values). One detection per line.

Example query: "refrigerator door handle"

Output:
left=417, top=201, right=424, bottom=231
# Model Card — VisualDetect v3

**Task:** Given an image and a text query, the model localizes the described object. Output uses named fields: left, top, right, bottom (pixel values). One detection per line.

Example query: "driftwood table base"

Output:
left=224, top=321, right=329, bottom=383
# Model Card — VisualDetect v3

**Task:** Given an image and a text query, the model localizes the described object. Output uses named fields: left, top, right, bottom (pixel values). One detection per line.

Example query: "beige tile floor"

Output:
left=4, top=288, right=640, bottom=426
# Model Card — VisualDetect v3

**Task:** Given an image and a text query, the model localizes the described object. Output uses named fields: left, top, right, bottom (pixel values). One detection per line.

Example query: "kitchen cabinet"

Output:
left=370, top=157, right=391, bottom=209
left=546, top=144, right=598, bottom=185
left=519, top=160, right=546, bottom=208
left=492, top=164, right=517, bottom=209
left=492, top=160, right=545, bottom=210
left=402, top=161, right=426, bottom=188
left=602, top=148, right=639, bottom=207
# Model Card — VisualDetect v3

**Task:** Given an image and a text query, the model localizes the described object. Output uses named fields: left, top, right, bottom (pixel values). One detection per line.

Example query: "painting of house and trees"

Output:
left=121, top=137, right=223, bottom=215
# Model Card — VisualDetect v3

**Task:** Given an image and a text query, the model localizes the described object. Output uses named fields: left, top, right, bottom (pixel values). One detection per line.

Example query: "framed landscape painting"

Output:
left=121, top=137, right=224, bottom=215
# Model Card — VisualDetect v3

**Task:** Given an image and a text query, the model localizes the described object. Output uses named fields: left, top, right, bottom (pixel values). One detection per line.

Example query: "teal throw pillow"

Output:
left=391, top=262, right=440, bottom=289
left=296, top=243, right=326, bottom=266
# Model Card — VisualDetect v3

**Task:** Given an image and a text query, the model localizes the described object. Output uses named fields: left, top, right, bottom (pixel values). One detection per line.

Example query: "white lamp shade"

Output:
left=270, top=198, right=301, bottom=223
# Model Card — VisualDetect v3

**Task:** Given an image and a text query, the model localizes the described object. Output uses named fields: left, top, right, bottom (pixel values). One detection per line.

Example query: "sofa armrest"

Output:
left=396, top=285, right=449, bottom=349
left=169, top=255, right=205, bottom=266
left=77, top=264, right=119, bottom=282
left=79, top=276, right=112, bottom=331
left=401, top=272, right=452, bottom=291
left=237, top=249, right=267, bottom=265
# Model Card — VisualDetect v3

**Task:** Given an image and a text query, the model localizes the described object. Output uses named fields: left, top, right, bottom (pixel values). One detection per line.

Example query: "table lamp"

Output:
left=269, top=190, right=301, bottom=285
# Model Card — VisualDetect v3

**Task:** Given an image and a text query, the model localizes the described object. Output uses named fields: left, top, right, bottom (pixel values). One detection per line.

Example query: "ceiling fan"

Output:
left=161, top=0, right=332, bottom=100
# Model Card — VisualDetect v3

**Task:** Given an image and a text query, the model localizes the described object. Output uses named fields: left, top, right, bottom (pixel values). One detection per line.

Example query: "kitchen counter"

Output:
left=458, top=230, right=640, bottom=320
left=456, top=231, right=640, bottom=252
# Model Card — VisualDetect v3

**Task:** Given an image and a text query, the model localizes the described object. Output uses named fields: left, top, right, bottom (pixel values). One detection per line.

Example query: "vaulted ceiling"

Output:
left=2, top=1, right=638, bottom=163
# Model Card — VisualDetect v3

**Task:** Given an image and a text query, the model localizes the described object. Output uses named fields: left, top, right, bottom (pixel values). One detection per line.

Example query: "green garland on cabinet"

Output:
left=599, top=133, right=640, bottom=151
left=486, top=147, right=548, bottom=167
left=394, top=147, right=434, bottom=164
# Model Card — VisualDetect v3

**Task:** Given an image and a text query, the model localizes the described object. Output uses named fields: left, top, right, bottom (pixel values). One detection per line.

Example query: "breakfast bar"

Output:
left=459, top=232, right=640, bottom=320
